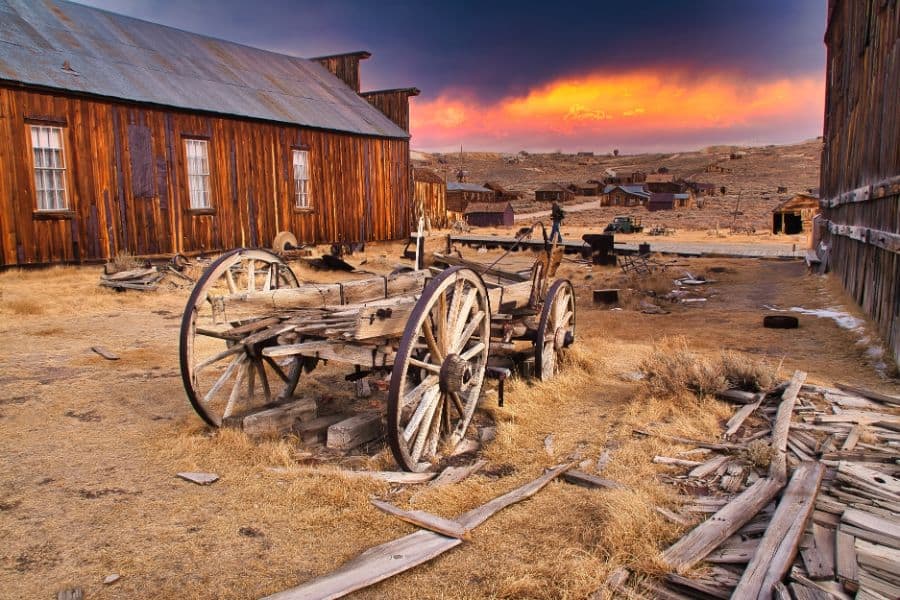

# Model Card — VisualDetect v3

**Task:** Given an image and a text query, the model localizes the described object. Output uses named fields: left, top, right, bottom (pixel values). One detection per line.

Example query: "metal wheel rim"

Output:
left=535, top=279, right=576, bottom=381
left=179, top=248, right=301, bottom=427
left=387, top=267, right=491, bottom=472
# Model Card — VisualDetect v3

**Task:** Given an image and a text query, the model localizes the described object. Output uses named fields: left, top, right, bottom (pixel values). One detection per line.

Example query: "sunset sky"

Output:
left=79, top=0, right=827, bottom=153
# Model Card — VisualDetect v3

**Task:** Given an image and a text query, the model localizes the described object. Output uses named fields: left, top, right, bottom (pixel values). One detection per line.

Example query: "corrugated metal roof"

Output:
left=0, top=0, right=409, bottom=139
left=447, top=182, right=491, bottom=192
left=603, top=184, right=650, bottom=197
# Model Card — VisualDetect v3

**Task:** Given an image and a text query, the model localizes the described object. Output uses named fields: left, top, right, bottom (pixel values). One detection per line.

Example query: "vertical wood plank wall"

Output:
left=0, top=86, right=412, bottom=266
left=820, top=0, right=900, bottom=368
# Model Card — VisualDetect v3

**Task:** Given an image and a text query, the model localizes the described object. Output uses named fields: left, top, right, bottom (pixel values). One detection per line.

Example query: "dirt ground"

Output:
left=418, top=139, right=822, bottom=233
left=1, top=236, right=897, bottom=599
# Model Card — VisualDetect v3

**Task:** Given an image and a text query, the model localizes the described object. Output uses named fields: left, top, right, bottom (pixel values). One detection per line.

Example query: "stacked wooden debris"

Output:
left=614, top=374, right=900, bottom=599
left=100, top=257, right=195, bottom=291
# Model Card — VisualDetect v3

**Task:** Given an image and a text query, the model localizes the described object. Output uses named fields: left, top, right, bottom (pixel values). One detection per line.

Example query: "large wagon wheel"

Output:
left=534, top=279, right=576, bottom=381
left=179, top=248, right=302, bottom=427
left=388, top=267, right=491, bottom=472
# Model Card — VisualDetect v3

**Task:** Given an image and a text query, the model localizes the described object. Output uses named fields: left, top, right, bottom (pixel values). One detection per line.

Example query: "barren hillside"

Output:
left=414, top=139, right=822, bottom=232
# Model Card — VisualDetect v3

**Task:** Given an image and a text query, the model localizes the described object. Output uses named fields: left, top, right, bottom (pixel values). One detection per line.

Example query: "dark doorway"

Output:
left=772, top=213, right=783, bottom=234
left=784, top=212, right=803, bottom=234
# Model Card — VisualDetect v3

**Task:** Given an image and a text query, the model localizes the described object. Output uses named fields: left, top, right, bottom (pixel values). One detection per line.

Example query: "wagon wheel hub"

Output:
left=439, top=353, right=472, bottom=394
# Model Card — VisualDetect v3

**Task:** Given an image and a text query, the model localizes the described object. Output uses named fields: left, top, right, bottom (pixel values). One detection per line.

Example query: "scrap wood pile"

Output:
left=99, top=254, right=197, bottom=291
left=610, top=373, right=900, bottom=599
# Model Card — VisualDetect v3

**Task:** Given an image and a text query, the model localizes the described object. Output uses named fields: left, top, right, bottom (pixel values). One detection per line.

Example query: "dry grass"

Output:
left=640, top=337, right=727, bottom=398
left=720, top=351, right=778, bottom=392
left=109, top=251, right=144, bottom=272
left=740, top=439, right=777, bottom=469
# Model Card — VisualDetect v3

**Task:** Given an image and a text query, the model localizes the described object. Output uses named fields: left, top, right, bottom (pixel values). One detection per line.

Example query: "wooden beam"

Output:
left=661, top=477, right=785, bottom=572
left=769, top=370, right=808, bottom=482
left=732, top=461, right=825, bottom=600
left=834, top=382, right=900, bottom=407
left=370, top=499, right=471, bottom=540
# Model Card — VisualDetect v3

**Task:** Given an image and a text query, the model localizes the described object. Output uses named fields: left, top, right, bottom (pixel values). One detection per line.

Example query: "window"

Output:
left=30, top=125, right=68, bottom=211
left=185, top=139, right=211, bottom=209
left=292, top=149, right=310, bottom=209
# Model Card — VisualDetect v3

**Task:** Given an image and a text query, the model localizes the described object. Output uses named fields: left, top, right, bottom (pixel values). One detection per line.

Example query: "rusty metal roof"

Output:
left=0, top=0, right=409, bottom=139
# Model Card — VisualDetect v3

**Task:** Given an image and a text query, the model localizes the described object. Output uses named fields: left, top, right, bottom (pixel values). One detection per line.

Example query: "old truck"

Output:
left=604, top=215, right=643, bottom=234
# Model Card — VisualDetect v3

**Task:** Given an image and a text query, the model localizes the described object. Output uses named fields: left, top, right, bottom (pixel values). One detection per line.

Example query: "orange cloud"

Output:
left=409, top=70, right=824, bottom=151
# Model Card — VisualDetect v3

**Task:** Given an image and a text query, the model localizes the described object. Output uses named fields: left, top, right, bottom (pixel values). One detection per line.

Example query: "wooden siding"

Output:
left=360, top=89, right=419, bottom=133
left=820, top=0, right=900, bottom=369
left=0, top=86, right=411, bottom=266
left=312, top=53, right=369, bottom=93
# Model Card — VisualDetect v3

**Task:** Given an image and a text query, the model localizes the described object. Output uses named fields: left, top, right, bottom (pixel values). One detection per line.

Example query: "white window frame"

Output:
left=292, top=149, right=310, bottom=209
left=185, top=138, right=211, bottom=209
left=30, top=125, right=68, bottom=211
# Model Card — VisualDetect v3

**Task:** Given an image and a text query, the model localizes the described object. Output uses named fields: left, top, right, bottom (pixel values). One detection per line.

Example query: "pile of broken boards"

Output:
left=99, top=256, right=196, bottom=291
left=613, top=373, right=899, bottom=599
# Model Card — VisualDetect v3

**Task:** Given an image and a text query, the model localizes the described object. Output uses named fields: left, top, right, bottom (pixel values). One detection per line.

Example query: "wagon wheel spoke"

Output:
left=534, top=280, right=576, bottom=381
left=179, top=248, right=301, bottom=427
left=388, top=267, right=491, bottom=472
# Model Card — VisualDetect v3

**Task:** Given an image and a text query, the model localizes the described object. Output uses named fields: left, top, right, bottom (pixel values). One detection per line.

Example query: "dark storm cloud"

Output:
left=75, top=0, right=826, bottom=100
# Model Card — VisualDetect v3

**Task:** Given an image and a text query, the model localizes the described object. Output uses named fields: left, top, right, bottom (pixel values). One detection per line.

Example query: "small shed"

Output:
left=602, top=185, right=650, bottom=207
left=535, top=183, right=575, bottom=202
left=568, top=182, right=600, bottom=196
left=413, top=168, right=447, bottom=228
left=483, top=182, right=522, bottom=201
left=772, top=193, right=820, bottom=234
left=447, top=182, right=493, bottom=214
left=464, top=202, right=514, bottom=227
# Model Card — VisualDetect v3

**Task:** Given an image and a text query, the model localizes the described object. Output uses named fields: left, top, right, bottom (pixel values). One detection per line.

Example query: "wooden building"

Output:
left=483, top=182, right=522, bottom=202
left=819, top=0, right=900, bottom=369
left=0, top=0, right=416, bottom=267
left=568, top=182, right=600, bottom=196
left=534, top=183, right=575, bottom=202
left=413, top=168, right=447, bottom=229
left=464, top=202, right=515, bottom=228
left=771, top=193, right=819, bottom=234
left=602, top=185, right=651, bottom=208
left=647, top=192, right=694, bottom=211
left=446, top=183, right=493, bottom=213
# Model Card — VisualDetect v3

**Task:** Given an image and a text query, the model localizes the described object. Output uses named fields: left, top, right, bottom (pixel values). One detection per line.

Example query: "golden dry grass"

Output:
left=0, top=245, right=897, bottom=599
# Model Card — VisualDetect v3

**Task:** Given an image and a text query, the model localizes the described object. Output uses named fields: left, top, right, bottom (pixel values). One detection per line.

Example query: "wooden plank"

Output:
left=688, top=455, right=729, bottom=479
left=370, top=499, right=471, bottom=540
left=351, top=304, right=415, bottom=340
left=340, top=471, right=435, bottom=484
left=661, top=477, right=785, bottom=572
left=326, top=413, right=383, bottom=450
left=234, top=398, right=316, bottom=436
left=723, top=394, right=764, bottom=438
left=705, top=536, right=759, bottom=564
left=841, top=508, right=900, bottom=542
left=811, top=523, right=836, bottom=579
left=834, top=383, right=900, bottom=407
left=835, top=527, right=859, bottom=590
left=340, top=276, right=386, bottom=304
left=90, top=345, right=120, bottom=360
left=769, top=370, right=808, bottom=481
left=653, top=456, right=703, bottom=468
left=635, top=430, right=744, bottom=451
left=430, top=460, right=487, bottom=486
left=263, top=465, right=570, bottom=600
left=562, top=469, right=625, bottom=490
left=733, top=461, right=825, bottom=600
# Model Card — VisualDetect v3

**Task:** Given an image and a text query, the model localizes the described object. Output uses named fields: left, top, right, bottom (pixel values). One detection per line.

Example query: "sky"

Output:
left=77, top=0, right=828, bottom=153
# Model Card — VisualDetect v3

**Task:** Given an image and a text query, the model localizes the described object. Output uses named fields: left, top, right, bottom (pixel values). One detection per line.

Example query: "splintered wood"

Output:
left=624, top=378, right=900, bottom=599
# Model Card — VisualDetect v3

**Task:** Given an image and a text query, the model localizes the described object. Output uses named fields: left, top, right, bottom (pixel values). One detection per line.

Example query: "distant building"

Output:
left=535, top=183, right=575, bottom=202
left=684, top=181, right=716, bottom=196
left=646, top=180, right=687, bottom=194
left=647, top=192, right=694, bottom=211
left=464, top=202, right=515, bottom=227
left=568, top=182, right=601, bottom=196
left=413, top=168, right=447, bottom=229
left=483, top=182, right=523, bottom=202
left=772, top=193, right=820, bottom=234
left=446, top=182, right=494, bottom=213
left=602, top=185, right=651, bottom=207
left=705, top=163, right=733, bottom=174
left=646, top=173, right=675, bottom=183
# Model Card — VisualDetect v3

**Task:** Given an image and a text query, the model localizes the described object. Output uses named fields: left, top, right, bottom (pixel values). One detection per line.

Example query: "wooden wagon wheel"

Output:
left=179, top=248, right=302, bottom=427
left=534, top=279, right=576, bottom=381
left=387, top=267, right=491, bottom=472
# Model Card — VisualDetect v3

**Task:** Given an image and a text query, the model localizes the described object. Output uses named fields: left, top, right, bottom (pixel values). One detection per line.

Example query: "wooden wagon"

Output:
left=179, top=242, right=576, bottom=472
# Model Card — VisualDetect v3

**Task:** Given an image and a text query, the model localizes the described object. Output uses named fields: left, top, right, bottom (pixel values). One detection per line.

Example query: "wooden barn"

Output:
left=534, top=183, right=575, bottom=202
left=413, top=168, right=447, bottom=229
left=0, top=0, right=417, bottom=267
left=819, top=0, right=900, bottom=370
left=568, top=182, right=600, bottom=196
left=771, top=193, right=819, bottom=234
left=483, top=182, right=522, bottom=202
left=601, top=185, right=651, bottom=207
left=464, top=202, right=514, bottom=228
left=446, top=183, right=493, bottom=214
left=647, top=192, right=694, bottom=211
